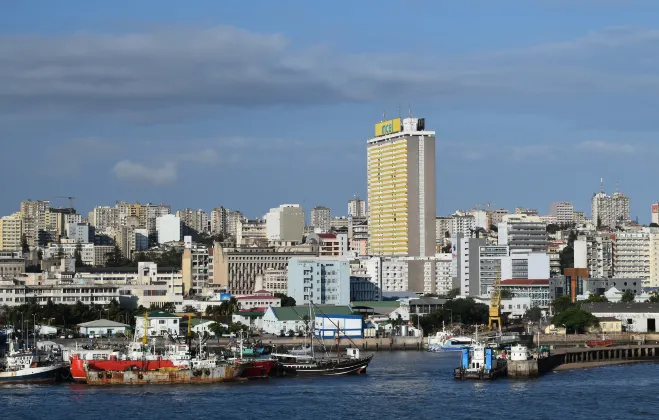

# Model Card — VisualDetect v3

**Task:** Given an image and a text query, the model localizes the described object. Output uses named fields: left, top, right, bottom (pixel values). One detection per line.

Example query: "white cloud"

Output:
left=578, top=140, right=635, bottom=154
left=112, top=160, right=177, bottom=185
left=509, top=145, right=555, bottom=161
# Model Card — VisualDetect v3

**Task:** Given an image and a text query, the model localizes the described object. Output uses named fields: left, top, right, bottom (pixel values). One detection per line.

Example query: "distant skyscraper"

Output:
left=591, top=181, right=630, bottom=228
left=211, top=206, right=230, bottom=235
left=367, top=115, right=436, bottom=293
left=310, top=206, right=331, bottom=233
left=348, top=195, right=366, bottom=218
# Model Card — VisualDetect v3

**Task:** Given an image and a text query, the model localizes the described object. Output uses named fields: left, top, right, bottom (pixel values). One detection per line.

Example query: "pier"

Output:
left=508, top=344, right=659, bottom=377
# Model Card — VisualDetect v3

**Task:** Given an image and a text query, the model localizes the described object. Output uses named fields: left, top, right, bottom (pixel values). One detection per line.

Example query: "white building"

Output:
left=314, top=314, right=363, bottom=338
left=550, top=202, right=574, bottom=226
left=582, top=302, right=659, bottom=333
left=236, top=219, right=266, bottom=245
left=653, top=203, right=659, bottom=226
left=310, top=206, right=331, bottom=233
left=348, top=195, right=366, bottom=218
left=435, top=216, right=452, bottom=241
left=614, top=231, right=650, bottom=286
left=452, top=214, right=476, bottom=237
left=261, top=305, right=353, bottom=335
left=266, top=204, right=305, bottom=243
left=156, top=214, right=181, bottom=244
left=262, top=268, right=288, bottom=295
left=134, top=310, right=181, bottom=337
left=307, top=233, right=349, bottom=257
left=236, top=291, right=282, bottom=310
left=435, top=253, right=453, bottom=295
left=78, top=320, right=129, bottom=337
left=287, top=257, right=350, bottom=306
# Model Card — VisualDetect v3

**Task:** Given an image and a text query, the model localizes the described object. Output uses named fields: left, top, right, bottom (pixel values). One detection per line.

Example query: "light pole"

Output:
left=562, top=324, right=567, bottom=347
left=445, top=309, right=453, bottom=326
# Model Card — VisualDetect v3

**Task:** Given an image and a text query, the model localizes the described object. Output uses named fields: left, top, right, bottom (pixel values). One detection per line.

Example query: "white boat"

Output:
left=428, top=322, right=475, bottom=352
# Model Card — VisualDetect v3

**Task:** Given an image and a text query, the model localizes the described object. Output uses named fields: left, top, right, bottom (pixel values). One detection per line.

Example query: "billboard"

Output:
left=219, top=293, right=232, bottom=301
left=374, top=118, right=402, bottom=137
left=653, top=203, right=658, bottom=214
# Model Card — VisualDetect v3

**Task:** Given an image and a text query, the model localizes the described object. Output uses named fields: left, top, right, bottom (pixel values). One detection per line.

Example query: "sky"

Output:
left=2, top=0, right=659, bottom=222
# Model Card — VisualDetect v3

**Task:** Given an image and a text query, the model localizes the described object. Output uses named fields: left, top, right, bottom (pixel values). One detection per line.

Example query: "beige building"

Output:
left=0, top=213, right=23, bottom=251
left=0, top=251, right=25, bottom=278
left=20, top=200, right=50, bottom=247
left=310, top=206, right=331, bottom=233
left=265, top=204, right=305, bottom=243
left=212, top=243, right=318, bottom=295
left=236, top=219, right=267, bottom=246
left=176, top=208, right=209, bottom=235
left=614, top=231, right=650, bottom=286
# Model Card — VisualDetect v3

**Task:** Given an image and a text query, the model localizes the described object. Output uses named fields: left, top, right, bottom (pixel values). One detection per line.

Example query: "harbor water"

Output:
left=2, top=351, right=658, bottom=420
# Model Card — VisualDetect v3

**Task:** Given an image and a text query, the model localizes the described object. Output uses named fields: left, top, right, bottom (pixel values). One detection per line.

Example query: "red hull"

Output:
left=70, top=355, right=177, bottom=383
left=240, top=360, right=275, bottom=379
left=586, top=339, right=615, bottom=347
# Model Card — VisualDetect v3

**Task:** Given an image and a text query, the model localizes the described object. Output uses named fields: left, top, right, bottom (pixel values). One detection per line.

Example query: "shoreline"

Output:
left=553, top=359, right=659, bottom=371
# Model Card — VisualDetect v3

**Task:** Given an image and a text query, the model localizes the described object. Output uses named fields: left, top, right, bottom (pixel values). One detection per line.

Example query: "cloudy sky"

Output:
left=2, top=0, right=658, bottom=221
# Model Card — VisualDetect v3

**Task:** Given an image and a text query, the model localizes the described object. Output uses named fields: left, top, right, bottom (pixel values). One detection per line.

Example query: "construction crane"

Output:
left=55, top=196, right=77, bottom=209
left=488, top=270, right=502, bottom=332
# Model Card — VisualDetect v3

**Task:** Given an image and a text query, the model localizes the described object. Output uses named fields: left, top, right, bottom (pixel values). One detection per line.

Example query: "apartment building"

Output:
left=310, top=206, right=331, bottom=233
left=176, top=208, right=209, bottom=236
left=236, top=219, right=266, bottom=246
left=348, top=195, right=366, bottom=218
left=210, top=206, right=229, bottom=235
left=592, top=189, right=631, bottom=228
left=0, top=213, right=22, bottom=251
left=287, top=257, right=351, bottom=306
left=435, top=253, right=453, bottom=295
left=307, top=233, right=349, bottom=257
left=498, top=214, right=547, bottom=253
left=550, top=202, right=574, bottom=225
left=613, top=231, right=650, bottom=285
left=0, top=251, right=25, bottom=278
left=266, top=204, right=305, bottom=243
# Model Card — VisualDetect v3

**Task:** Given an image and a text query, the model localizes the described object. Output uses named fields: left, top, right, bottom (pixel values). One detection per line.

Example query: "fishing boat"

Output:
left=226, top=331, right=277, bottom=379
left=0, top=341, right=65, bottom=384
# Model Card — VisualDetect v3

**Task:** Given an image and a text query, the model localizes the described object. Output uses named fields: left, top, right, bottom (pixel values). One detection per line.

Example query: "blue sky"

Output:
left=2, top=0, right=659, bottom=221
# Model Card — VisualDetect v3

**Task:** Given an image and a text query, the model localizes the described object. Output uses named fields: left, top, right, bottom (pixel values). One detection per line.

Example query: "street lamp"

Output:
left=562, top=324, right=567, bottom=347
left=445, top=309, right=453, bottom=325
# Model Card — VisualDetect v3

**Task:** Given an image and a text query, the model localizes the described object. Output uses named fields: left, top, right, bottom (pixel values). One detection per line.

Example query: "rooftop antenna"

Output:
left=600, top=177, right=604, bottom=193
left=397, top=104, right=401, bottom=119
left=408, top=104, right=412, bottom=118
left=616, top=180, right=619, bottom=194
left=382, top=110, right=386, bottom=122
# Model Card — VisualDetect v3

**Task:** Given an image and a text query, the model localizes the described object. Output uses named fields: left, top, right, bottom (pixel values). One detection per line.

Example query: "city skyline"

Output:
left=2, top=1, right=659, bottom=221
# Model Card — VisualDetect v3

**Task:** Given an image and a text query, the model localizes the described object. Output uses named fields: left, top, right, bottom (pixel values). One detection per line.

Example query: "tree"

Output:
left=446, top=287, right=461, bottom=299
left=597, top=216, right=602, bottom=229
left=552, top=296, right=572, bottom=315
left=499, top=289, right=513, bottom=299
left=620, top=290, right=635, bottom=303
left=649, top=294, right=659, bottom=303
left=524, top=306, right=543, bottom=322
left=546, top=224, right=560, bottom=234
left=105, top=246, right=125, bottom=267
left=275, top=293, right=296, bottom=307
left=585, top=294, right=608, bottom=303
left=21, top=234, right=30, bottom=255
left=444, top=231, right=450, bottom=239
left=552, top=307, right=598, bottom=333
left=489, top=224, right=498, bottom=233
left=559, top=246, right=574, bottom=274
left=650, top=223, right=659, bottom=228
left=161, top=302, right=176, bottom=313
left=74, top=243, right=84, bottom=268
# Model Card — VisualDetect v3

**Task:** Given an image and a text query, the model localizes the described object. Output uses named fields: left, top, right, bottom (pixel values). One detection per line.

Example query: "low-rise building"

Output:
left=0, top=251, right=25, bottom=278
left=596, top=317, right=623, bottom=333
left=78, top=319, right=129, bottom=337
left=134, top=310, right=181, bottom=337
left=501, top=297, right=533, bottom=319
left=499, top=279, right=550, bottom=308
left=582, top=302, right=659, bottom=333
left=236, top=290, right=281, bottom=310
left=261, top=305, right=352, bottom=335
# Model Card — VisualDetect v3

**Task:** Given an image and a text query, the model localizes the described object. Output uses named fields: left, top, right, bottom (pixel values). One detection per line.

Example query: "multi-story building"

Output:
left=20, top=200, right=50, bottom=247
left=307, top=233, right=349, bottom=257
left=585, top=233, right=614, bottom=279
left=262, top=268, right=288, bottom=295
left=498, top=214, right=547, bottom=253
left=265, top=204, right=305, bottom=243
left=499, top=279, right=550, bottom=308
left=550, top=202, right=574, bottom=226
left=0, top=251, right=25, bottom=278
left=89, top=206, right=119, bottom=231
left=348, top=195, right=366, bottom=218
left=574, top=211, right=586, bottom=226
left=452, top=214, right=476, bottom=237
left=435, top=216, right=452, bottom=242
left=212, top=243, right=318, bottom=295
left=367, top=116, right=435, bottom=258
left=613, top=231, right=650, bottom=286
left=226, top=211, right=246, bottom=238
left=348, top=216, right=368, bottom=256
left=176, top=208, right=209, bottom=236
left=156, top=214, right=181, bottom=244
left=287, top=257, right=350, bottom=306
left=435, top=253, right=453, bottom=295
left=367, top=116, right=435, bottom=293
left=515, top=208, right=539, bottom=216
left=649, top=229, right=659, bottom=287
left=487, top=209, right=509, bottom=229
left=310, top=206, right=331, bottom=233
left=478, top=245, right=509, bottom=296
left=65, top=222, right=90, bottom=243
left=330, top=217, right=350, bottom=231
left=652, top=203, right=659, bottom=226
left=0, top=213, right=23, bottom=251
left=592, top=187, right=631, bottom=228
left=145, top=204, right=171, bottom=234
left=114, top=226, right=148, bottom=259
left=182, top=243, right=211, bottom=296
left=210, top=206, right=230, bottom=235
left=236, top=219, right=267, bottom=246
left=0, top=277, right=121, bottom=306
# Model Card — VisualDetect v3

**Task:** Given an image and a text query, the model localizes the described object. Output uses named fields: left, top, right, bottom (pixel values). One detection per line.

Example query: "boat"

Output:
left=0, top=341, right=65, bottom=384
left=270, top=303, right=373, bottom=376
left=585, top=339, right=615, bottom=348
left=83, top=360, right=245, bottom=385
left=428, top=323, right=475, bottom=352
left=453, top=343, right=507, bottom=380
left=227, top=331, right=276, bottom=379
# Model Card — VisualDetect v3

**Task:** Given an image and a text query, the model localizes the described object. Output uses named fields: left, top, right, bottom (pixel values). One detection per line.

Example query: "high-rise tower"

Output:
left=367, top=116, right=436, bottom=257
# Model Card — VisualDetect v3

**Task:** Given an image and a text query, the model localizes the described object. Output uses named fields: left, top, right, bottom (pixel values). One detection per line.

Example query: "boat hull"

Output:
left=280, top=355, right=373, bottom=376
left=240, top=360, right=275, bottom=379
left=70, top=357, right=178, bottom=383
left=84, top=365, right=244, bottom=385
left=0, top=365, right=64, bottom=384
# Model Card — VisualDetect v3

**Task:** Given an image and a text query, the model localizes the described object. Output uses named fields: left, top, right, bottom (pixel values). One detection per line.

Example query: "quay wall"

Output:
left=212, top=336, right=426, bottom=352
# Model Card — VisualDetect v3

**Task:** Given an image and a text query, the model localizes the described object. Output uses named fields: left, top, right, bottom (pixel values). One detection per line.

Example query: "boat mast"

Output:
left=309, top=300, right=315, bottom=359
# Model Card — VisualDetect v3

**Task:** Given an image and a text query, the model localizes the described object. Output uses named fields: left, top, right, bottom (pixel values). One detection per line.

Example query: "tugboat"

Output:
left=453, top=343, right=507, bottom=380
left=0, top=341, right=65, bottom=384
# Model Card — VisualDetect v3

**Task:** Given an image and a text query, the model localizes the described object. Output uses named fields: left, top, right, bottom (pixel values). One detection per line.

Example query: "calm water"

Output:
left=2, top=352, right=658, bottom=420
